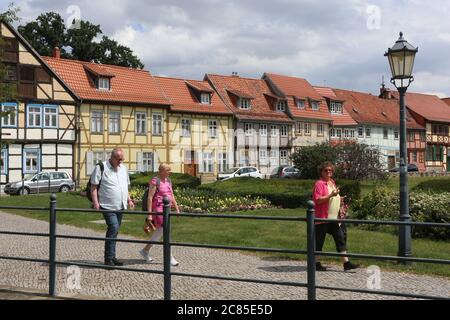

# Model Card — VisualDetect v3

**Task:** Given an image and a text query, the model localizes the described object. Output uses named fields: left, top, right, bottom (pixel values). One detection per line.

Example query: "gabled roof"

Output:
left=83, top=64, right=116, bottom=78
left=0, top=21, right=79, bottom=102
left=314, top=86, right=358, bottom=126
left=206, top=74, right=293, bottom=123
left=334, top=89, right=424, bottom=129
left=155, top=76, right=233, bottom=115
left=263, top=73, right=332, bottom=122
left=390, top=92, right=450, bottom=123
left=43, top=56, right=170, bottom=106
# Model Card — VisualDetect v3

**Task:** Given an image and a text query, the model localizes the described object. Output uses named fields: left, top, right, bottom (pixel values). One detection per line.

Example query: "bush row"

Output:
left=130, top=172, right=201, bottom=189
left=352, top=187, right=450, bottom=240
left=413, top=178, right=450, bottom=194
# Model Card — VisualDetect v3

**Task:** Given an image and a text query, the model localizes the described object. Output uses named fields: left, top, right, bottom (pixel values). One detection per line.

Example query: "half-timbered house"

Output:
left=0, top=21, right=78, bottom=192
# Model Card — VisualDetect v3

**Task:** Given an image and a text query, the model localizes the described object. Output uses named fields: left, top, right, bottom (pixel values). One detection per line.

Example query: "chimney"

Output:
left=53, top=47, right=61, bottom=59
left=231, top=72, right=239, bottom=77
left=380, top=84, right=392, bottom=100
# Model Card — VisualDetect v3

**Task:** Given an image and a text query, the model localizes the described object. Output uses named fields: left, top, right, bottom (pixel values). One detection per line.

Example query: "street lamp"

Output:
left=385, top=32, right=418, bottom=260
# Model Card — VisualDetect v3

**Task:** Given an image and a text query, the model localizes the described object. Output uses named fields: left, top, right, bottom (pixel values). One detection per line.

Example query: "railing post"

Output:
left=49, top=194, right=57, bottom=297
left=163, top=196, right=171, bottom=300
left=306, top=200, right=316, bottom=300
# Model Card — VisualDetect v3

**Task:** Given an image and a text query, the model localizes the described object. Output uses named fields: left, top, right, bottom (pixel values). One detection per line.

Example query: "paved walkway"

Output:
left=0, top=211, right=449, bottom=300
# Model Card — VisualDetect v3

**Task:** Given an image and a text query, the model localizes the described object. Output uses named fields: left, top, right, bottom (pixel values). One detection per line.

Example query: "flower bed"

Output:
left=129, top=186, right=273, bottom=213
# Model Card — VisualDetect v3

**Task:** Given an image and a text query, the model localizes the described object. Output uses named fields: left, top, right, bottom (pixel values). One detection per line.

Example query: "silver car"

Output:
left=4, top=172, right=75, bottom=195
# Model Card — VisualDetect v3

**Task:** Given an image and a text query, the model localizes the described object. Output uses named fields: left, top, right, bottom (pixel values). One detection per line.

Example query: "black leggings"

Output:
left=315, top=223, right=347, bottom=253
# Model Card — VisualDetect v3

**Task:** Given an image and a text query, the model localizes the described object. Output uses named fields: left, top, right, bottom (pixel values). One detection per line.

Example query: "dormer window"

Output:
left=98, top=77, right=110, bottom=91
left=311, top=101, right=319, bottom=111
left=297, top=99, right=305, bottom=109
left=276, top=100, right=287, bottom=112
left=330, top=101, right=343, bottom=114
left=201, top=93, right=211, bottom=105
left=240, top=98, right=251, bottom=110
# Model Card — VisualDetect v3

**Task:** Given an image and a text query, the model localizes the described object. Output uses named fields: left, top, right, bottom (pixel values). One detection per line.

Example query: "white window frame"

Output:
left=202, top=152, right=214, bottom=173
left=98, top=77, right=110, bottom=91
left=280, top=150, right=288, bottom=165
left=181, top=119, right=191, bottom=137
left=383, top=128, right=389, bottom=140
left=239, top=98, right=251, bottom=110
left=317, top=123, right=324, bottom=137
left=93, top=151, right=107, bottom=168
left=365, top=127, right=371, bottom=138
left=259, top=150, right=268, bottom=165
left=281, top=125, right=288, bottom=137
left=142, top=152, right=154, bottom=172
left=152, top=114, right=163, bottom=136
left=244, top=123, right=253, bottom=136
left=394, top=129, right=399, bottom=140
left=91, top=111, right=104, bottom=134
left=304, top=123, right=311, bottom=135
left=1, top=103, right=17, bottom=128
left=200, top=93, right=211, bottom=105
left=336, top=128, right=342, bottom=138
left=136, top=112, right=147, bottom=135
left=219, top=152, right=227, bottom=173
left=23, top=149, right=40, bottom=174
left=260, top=124, right=267, bottom=136
left=27, top=104, right=42, bottom=128
left=330, top=128, right=335, bottom=138
left=296, top=122, right=303, bottom=135
left=109, top=111, right=121, bottom=134
left=311, top=101, right=319, bottom=111
left=330, top=101, right=342, bottom=114
left=0, top=149, right=7, bottom=175
left=208, top=120, right=218, bottom=138
left=297, top=99, right=305, bottom=109
left=276, top=100, right=286, bottom=112
left=270, top=125, right=279, bottom=137
left=43, top=105, right=58, bottom=128
left=358, top=127, right=364, bottom=138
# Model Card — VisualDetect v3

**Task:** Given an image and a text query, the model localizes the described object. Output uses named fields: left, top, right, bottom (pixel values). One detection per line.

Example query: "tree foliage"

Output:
left=292, top=141, right=387, bottom=180
left=18, top=11, right=144, bottom=69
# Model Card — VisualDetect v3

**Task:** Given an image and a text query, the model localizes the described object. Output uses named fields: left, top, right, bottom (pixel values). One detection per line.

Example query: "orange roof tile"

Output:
left=155, top=76, right=233, bottom=115
left=83, top=64, right=116, bottom=78
left=390, top=92, right=450, bottom=123
left=43, top=57, right=170, bottom=106
left=206, top=74, right=293, bottom=123
left=334, top=89, right=424, bottom=129
left=442, top=98, right=450, bottom=106
left=263, top=73, right=332, bottom=122
left=313, top=86, right=358, bottom=126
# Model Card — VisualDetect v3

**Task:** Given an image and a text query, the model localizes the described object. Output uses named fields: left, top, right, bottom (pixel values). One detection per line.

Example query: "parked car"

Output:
left=4, top=171, right=75, bottom=195
left=388, top=164, right=419, bottom=173
left=217, top=167, right=263, bottom=181
left=270, top=166, right=302, bottom=179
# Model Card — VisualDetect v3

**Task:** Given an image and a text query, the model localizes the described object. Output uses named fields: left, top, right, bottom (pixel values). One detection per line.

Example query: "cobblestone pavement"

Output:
left=0, top=211, right=449, bottom=300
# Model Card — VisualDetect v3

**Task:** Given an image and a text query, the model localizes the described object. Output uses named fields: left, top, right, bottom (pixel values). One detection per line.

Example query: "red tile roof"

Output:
left=334, top=89, right=424, bottom=129
left=313, top=86, right=358, bottom=126
left=391, top=92, right=450, bottom=123
left=263, top=73, right=332, bottom=122
left=206, top=74, right=293, bottom=123
left=43, top=57, right=170, bottom=106
left=442, top=98, right=450, bottom=106
left=83, top=64, right=116, bottom=78
left=154, top=76, right=233, bottom=115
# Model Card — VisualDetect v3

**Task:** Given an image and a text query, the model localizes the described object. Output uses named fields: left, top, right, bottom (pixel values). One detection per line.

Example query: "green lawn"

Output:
left=360, top=176, right=450, bottom=196
left=0, top=193, right=449, bottom=278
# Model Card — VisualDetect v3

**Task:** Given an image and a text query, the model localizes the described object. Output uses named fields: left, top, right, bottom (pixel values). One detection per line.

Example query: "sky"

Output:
left=3, top=0, right=450, bottom=97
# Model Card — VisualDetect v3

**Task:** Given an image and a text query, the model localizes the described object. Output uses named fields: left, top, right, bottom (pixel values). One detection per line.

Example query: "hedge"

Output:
left=413, top=178, right=450, bottom=194
left=199, top=177, right=361, bottom=209
left=130, top=172, right=201, bottom=189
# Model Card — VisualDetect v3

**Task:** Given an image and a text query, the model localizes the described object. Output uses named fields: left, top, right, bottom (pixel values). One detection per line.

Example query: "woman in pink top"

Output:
left=312, top=162, right=359, bottom=272
left=139, top=163, right=181, bottom=266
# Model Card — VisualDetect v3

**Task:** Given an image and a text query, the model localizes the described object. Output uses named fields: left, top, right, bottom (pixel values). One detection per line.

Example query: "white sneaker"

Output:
left=139, top=249, right=153, bottom=263
left=170, top=256, right=179, bottom=267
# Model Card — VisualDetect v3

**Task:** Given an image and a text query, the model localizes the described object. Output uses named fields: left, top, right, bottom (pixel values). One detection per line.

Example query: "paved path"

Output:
left=0, top=211, right=449, bottom=300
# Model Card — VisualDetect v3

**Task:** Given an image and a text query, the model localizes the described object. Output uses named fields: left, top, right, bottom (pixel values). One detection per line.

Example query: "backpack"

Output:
left=142, top=177, right=171, bottom=211
left=86, top=162, right=105, bottom=202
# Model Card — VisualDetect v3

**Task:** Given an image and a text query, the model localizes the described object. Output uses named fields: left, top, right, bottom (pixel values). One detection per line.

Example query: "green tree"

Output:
left=18, top=12, right=144, bottom=68
left=291, top=143, right=337, bottom=179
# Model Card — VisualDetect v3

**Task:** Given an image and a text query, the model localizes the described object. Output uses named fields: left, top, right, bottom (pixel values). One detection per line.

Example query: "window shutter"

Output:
left=137, top=152, right=143, bottom=172
left=197, top=151, right=203, bottom=173
left=153, top=152, right=159, bottom=172
left=440, top=146, right=444, bottom=162
left=86, top=151, right=93, bottom=176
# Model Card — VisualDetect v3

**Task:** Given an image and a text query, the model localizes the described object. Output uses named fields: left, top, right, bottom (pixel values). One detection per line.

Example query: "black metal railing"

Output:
left=0, top=195, right=449, bottom=300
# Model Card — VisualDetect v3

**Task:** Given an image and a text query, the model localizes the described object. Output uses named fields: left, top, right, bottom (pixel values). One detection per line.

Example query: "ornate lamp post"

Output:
left=385, top=32, right=418, bottom=260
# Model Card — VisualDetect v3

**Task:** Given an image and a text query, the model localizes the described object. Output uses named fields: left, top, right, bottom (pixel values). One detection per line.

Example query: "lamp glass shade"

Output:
left=388, top=50, right=416, bottom=79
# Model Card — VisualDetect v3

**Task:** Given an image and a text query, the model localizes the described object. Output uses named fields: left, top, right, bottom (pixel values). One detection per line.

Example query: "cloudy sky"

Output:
left=3, top=0, right=450, bottom=97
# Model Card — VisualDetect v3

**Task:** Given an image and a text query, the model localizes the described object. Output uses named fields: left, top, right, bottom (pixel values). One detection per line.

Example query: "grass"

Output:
left=360, top=176, right=450, bottom=196
left=0, top=193, right=449, bottom=278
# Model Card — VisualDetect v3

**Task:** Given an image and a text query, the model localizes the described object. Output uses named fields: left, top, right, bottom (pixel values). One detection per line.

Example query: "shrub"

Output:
left=130, top=172, right=201, bottom=189
left=352, top=187, right=450, bottom=240
left=200, top=177, right=361, bottom=209
left=413, top=178, right=450, bottom=194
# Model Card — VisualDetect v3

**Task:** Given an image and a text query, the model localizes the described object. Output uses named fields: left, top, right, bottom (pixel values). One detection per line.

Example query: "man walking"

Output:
left=90, top=148, right=135, bottom=266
